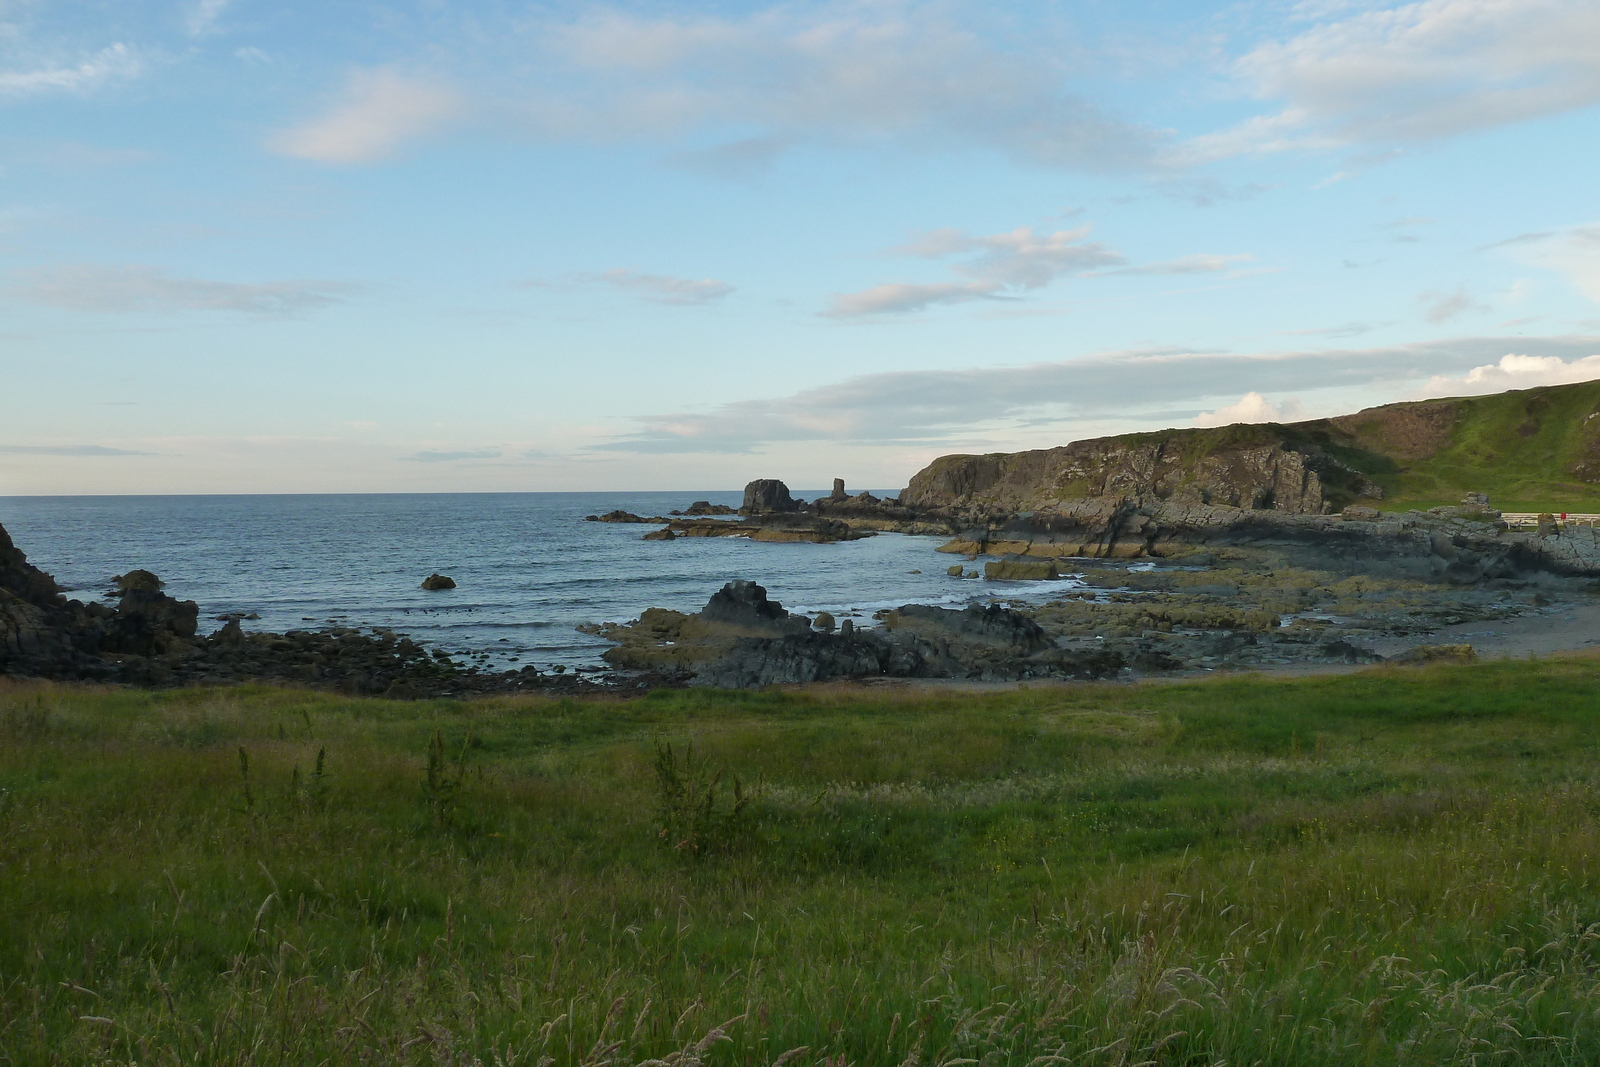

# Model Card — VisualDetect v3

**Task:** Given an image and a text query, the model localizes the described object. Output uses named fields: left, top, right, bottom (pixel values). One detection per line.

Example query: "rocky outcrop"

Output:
left=741, top=479, right=800, bottom=515
left=983, top=556, right=1061, bottom=580
left=652, top=512, right=873, bottom=544
left=673, top=501, right=738, bottom=516
left=589, top=580, right=1126, bottom=687
left=924, top=494, right=1600, bottom=582
left=899, top=425, right=1379, bottom=516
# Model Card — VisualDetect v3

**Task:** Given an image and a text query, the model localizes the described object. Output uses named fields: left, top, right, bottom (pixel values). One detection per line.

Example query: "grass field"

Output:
left=7, top=659, right=1600, bottom=1066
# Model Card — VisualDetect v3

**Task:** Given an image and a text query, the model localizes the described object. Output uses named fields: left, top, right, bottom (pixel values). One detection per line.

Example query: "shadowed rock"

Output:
left=741, top=479, right=800, bottom=515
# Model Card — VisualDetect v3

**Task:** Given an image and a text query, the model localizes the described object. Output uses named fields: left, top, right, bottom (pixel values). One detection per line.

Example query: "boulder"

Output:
left=812, top=611, right=836, bottom=632
left=421, top=573, right=457, bottom=590
left=1342, top=505, right=1381, bottom=521
left=642, top=527, right=676, bottom=541
left=984, top=556, right=1061, bottom=580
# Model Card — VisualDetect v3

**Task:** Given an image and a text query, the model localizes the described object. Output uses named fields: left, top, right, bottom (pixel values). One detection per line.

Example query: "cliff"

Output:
left=902, top=379, right=1600, bottom=516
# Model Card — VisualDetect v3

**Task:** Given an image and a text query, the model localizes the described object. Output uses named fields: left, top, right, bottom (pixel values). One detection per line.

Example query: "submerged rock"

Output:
left=586, top=510, right=669, bottom=524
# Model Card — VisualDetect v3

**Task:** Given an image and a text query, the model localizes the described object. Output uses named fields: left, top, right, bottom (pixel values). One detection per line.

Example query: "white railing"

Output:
left=1501, top=512, right=1600, bottom=528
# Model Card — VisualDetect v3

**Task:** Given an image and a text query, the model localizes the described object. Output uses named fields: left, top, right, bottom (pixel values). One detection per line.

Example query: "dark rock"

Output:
left=698, top=580, right=811, bottom=635
left=830, top=478, right=848, bottom=502
left=586, top=510, right=669, bottom=524
left=113, top=569, right=164, bottom=594
left=421, top=573, right=457, bottom=590
left=813, top=611, right=836, bottom=632
left=683, top=501, right=738, bottom=516
left=884, top=603, right=1049, bottom=653
left=101, top=576, right=200, bottom=656
left=741, top=479, right=800, bottom=515
left=642, top=527, right=676, bottom=541
left=1317, top=638, right=1382, bottom=663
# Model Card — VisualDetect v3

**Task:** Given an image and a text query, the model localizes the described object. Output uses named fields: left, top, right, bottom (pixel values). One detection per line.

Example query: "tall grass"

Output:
left=6, top=658, right=1600, bottom=1064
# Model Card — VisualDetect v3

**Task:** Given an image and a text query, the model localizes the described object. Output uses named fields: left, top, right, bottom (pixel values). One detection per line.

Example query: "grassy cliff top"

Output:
left=1320, top=379, right=1600, bottom=511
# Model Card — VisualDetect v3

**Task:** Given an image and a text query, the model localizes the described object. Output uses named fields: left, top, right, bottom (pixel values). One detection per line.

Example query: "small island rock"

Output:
left=421, top=573, right=457, bottom=590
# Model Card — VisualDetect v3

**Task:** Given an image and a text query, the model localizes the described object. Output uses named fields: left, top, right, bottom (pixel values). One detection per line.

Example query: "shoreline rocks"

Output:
left=589, top=580, right=1125, bottom=686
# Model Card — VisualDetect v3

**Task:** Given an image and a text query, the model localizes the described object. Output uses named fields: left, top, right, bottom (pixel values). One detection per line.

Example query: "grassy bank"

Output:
left=6, top=660, right=1600, bottom=1065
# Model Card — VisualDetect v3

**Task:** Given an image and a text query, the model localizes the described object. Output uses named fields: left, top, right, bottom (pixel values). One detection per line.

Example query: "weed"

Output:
left=652, top=739, right=759, bottom=860
left=236, top=744, right=254, bottom=814
left=424, top=727, right=470, bottom=827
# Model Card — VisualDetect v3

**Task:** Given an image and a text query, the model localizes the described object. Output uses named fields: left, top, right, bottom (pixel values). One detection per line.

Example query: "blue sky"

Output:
left=2, top=0, right=1599, bottom=494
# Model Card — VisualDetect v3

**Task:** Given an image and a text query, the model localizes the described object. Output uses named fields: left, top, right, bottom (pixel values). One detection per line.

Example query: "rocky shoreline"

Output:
left=0, top=522, right=626, bottom=697
left=7, top=463, right=1600, bottom=694
left=571, top=470, right=1600, bottom=686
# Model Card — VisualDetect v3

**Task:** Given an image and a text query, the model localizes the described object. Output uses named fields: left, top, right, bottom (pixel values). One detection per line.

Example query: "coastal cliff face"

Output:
left=871, top=380, right=1600, bottom=573
left=901, top=425, right=1363, bottom=516
left=902, top=379, right=1600, bottom=519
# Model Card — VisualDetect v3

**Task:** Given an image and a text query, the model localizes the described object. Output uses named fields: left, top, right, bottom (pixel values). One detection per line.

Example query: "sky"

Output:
left=2, top=0, right=1599, bottom=495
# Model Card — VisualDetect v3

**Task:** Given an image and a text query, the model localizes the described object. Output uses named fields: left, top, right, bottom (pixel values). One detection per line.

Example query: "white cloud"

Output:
left=1420, top=352, right=1600, bottom=396
left=599, top=269, right=734, bottom=305
left=0, top=43, right=141, bottom=98
left=1189, top=0, right=1600, bottom=158
left=829, top=224, right=1245, bottom=317
left=1500, top=225, right=1600, bottom=302
left=186, top=0, right=230, bottom=37
left=10, top=264, right=358, bottom=315
left=294, top=4, right=1152, bottom=170
left=595, top=334, right=1600, bottom=452
left=1194, top=392, right=1309, bottom=427
left=270, top=68, right=463, bottom=164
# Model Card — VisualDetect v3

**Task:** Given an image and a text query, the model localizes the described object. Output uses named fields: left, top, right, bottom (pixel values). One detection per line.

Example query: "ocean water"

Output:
left=0, top=493, right=1091, bottom=671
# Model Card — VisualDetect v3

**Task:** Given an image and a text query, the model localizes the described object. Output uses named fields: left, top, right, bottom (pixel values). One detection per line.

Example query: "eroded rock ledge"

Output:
left=582, top=579, right=1122, bottom=686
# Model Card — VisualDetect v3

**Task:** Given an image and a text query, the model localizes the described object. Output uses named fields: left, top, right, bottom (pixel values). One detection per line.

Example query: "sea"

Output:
left=0, top=492, right=1098, bottom=671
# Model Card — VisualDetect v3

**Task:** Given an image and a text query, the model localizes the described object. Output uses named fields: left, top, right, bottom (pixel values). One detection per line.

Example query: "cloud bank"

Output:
left=0, top=444, right=150, bottom=456
left=271, top=3, right=1155, bottom=171
left=595, top=335, right=1600, bottom=453
left=1421, top=352, right=1600, bottom=395
left=1189, top=0, right=1600, bottom=158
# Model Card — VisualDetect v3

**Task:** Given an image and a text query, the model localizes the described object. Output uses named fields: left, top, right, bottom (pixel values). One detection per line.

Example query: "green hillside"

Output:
left=1321, top=379, right=1600, bottom=512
